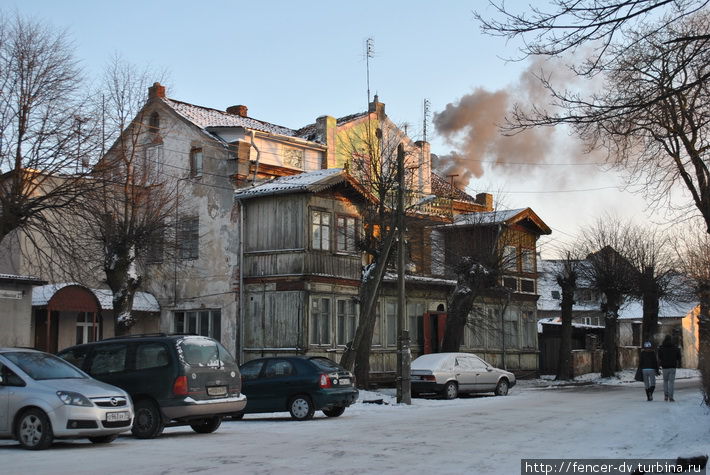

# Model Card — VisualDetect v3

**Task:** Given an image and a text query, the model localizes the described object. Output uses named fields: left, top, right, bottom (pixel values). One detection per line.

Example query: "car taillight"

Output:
left=422, top=375, right=436, bottom=381
left=319, top=373, right=332, bottom=388
left=173, top=375, right=189, bottom=396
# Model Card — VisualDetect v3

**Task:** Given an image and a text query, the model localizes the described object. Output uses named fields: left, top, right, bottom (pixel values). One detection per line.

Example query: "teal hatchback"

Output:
left=234, top=356, right=358, bottom=420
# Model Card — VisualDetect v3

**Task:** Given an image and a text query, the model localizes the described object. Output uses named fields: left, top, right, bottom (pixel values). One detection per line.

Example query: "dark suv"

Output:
left=58, top=334, right=246, bottom=438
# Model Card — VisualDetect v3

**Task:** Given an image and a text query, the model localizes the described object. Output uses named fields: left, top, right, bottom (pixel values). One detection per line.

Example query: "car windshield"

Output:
left=309, top=357, right=344, bottom=372
left=178, top=339, right=236, bottom=368
left=4, top=352, right=86, bottom=380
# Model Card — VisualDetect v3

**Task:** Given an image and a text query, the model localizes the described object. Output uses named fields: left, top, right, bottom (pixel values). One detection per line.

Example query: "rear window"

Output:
left=178, top=339, right=236, bottom=368
left=5, top=352, right=86, bottom=380
left=309, top=357, right=344, bottom=372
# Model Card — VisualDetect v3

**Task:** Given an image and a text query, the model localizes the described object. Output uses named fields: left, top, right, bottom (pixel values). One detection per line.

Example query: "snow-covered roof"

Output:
left=382, top=272, right=456, bottom=287
left=0, top=273, right=46, bottom=285
left=454, top=208, right=526, bottom=225
left=164, top=98, right=297, bottom=137
left=234, top=168, right=346, bottom=199
left=32, top=284, right=160, bottom=312
left=537, top=317, right=605, bottom=333
left=617, top=299, right=697, bottom=320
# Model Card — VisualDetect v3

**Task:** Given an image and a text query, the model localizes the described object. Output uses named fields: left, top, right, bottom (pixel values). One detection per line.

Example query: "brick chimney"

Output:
left=226, top=105, right=249, bottom=117
left=475, top=192, right=494, bottom=211
left=148, top=82, right=166, bottom=100
left=368, top=94, right=385, bottom=117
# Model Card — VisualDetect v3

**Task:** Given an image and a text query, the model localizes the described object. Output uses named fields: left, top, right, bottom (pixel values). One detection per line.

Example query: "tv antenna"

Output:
left=423, top=99, right=431, bottom=142
left=365, top=38, right=375, bottom=104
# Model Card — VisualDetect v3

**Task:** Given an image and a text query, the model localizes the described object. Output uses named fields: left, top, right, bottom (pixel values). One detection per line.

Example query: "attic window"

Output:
left=149, top=112, right=160, bottom=134
left=190, top=148, right=203, bottom=177
left=551, top=290, right=560, bottom=300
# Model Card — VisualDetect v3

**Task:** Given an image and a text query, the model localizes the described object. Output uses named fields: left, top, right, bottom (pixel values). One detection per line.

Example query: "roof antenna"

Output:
left=365, top=37, right=375, bottom=104
left=423, top=99, right=431, bottom=142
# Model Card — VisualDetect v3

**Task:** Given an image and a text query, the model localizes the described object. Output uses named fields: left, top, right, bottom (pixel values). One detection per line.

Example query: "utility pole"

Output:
left=396, top=143, right=411, bottom=405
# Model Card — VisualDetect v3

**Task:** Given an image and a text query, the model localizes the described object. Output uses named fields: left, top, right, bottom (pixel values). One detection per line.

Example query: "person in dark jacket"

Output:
left=657, top=334, right=682, bottom=401
left=639, top=341, right=660, bottom=401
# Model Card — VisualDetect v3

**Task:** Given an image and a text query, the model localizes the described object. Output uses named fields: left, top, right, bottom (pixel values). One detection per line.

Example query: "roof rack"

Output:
left=101, top=333, right=168, bottom=341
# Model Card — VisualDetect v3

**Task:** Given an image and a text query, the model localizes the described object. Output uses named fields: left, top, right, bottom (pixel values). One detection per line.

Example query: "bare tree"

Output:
left=580, top=216, right=637, bottom=377
left=71, top=58, right=178, bottom=335
left=0, top=13, right=96, bottom=248
left=552, top=251, right=583, bottom=380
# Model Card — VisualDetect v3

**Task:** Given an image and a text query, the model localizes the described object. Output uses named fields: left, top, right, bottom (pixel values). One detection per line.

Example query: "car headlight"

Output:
left=56, top=391, right=93, bottom=407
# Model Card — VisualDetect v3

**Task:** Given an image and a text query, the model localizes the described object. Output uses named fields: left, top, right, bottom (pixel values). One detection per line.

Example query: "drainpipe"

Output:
left=249, top=130, right=261, bottom=185
left=236, top=197, right=245, bottom=364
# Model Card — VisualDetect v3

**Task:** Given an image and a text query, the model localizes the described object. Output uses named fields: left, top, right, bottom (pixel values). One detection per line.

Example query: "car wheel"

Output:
left=443, top=381, right=458, bottom=400
left=190, top=416, right=222, bottom=434
left=89, top=434, right=118, bottom=444
left=288, top=395, right=315, bottom=421
left=17, top=408, right=53, bottom=450
left=322, top=406, right=346, bottom=418
left=131, top=399, right=164, bottom=439
left=495, top=378, right=509, bottom=396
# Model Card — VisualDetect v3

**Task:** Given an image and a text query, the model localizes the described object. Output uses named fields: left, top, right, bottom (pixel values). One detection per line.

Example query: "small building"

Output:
left=0, top=274, right=47, bottom=347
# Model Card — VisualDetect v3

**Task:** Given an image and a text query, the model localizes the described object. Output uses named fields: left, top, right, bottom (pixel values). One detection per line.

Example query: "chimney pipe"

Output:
left=148, top=82, right=166, bottom=100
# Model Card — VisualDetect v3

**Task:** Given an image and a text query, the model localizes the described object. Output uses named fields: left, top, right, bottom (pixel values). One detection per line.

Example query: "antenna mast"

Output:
left=365, top=38, right=375, bottom=104
left=423, top=99, right=431, bottom=142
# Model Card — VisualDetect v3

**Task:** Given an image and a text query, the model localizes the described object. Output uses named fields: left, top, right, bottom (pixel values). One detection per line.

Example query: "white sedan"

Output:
left=410, top=353, right=516, bottom=399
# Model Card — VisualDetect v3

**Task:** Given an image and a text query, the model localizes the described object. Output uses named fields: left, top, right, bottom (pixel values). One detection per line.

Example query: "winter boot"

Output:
left=665, top=393, right=669, bottom=401
left=649, top=386, right=655, bottom=401
left=646, top=388, right=652, bottom=401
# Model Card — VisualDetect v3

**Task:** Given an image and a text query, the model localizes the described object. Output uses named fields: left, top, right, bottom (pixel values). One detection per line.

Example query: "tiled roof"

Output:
left=430, top=173, right=476, bottom=202
left=234, top=168, right=346, bottom=199
left=164, top=98, right=297, bottom=137
left=32, top=284, right=160, bottom=312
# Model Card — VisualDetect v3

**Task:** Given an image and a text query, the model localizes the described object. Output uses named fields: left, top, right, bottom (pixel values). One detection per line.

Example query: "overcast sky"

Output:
left=12, top=0, right=663, bottom=257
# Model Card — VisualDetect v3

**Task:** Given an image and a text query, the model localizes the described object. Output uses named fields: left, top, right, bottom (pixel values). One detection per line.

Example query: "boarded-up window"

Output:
left=178, top=217, right=199, bottom=260
left=311, top=210, right=331, bottom=251
left=336, top=299, right=357, bottom=346
left=310, top=297, right=331, bottom=345
left=336, top=215, right=358, bottom=253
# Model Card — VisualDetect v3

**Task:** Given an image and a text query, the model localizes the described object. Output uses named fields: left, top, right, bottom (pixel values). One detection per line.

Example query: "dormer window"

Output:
left=190, top=147, right=203, bottom=177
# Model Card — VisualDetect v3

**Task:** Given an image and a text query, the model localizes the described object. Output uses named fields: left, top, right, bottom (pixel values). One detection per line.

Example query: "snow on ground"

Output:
left=1, top=375, right=708, bottom=475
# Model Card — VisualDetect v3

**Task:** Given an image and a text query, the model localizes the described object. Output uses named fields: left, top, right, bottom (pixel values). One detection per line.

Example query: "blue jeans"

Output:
left=662, top=368, right=676, bottom=398
left=642, top=369, right=656, bottom=389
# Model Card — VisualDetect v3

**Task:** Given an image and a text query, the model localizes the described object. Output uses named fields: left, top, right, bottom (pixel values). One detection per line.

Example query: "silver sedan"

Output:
left=411, top=352, right=516, bottom=399
left=0, top=348, right=134, bottom=449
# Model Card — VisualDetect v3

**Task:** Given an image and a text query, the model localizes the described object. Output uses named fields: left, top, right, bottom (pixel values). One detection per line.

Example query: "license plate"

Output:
left=207, top=386, right=227, bottom=396
left=338, top=378, right=350, bottom=385
left=106, top=411, right=130, bottom=422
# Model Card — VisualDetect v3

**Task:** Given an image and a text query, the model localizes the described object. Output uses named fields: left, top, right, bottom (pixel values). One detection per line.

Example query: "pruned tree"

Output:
left=580, top=216, right=637, bottom=377
left=552, top=251, right=583, bottom=380
left=0, top=13, right=97, bottom=254
left=70, top=58, right=178, bottom=335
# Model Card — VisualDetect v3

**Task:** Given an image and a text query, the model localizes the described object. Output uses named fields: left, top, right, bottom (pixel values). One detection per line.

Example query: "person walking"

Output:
left=657, top=334, right=682, bottom=402
left=639, top=341, right=660, bottom=401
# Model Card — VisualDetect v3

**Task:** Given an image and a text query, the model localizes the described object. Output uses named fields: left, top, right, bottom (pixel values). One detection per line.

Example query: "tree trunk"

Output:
left=340, top=228, right=396, bottom=387
left=104, top=246, right=141, bottom=336
left=698, top=283, right=710, bottom=405
left=600, top=297, right=620, bottom=378
left=640, top=269, right=659, bottom=344
left=441, top=283, right=475, bottom=352
left=557, top=285, right=575, bottom=380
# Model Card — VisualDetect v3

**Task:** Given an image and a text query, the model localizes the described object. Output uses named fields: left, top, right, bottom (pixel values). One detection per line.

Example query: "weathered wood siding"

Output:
left=244, top=195, right=306, bottom=252
left=244, top=252, right=361, bottom=280
left=244, top=290, right=304, bottom=349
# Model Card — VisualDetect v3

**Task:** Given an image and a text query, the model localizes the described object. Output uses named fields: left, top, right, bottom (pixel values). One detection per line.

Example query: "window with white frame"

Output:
left=310, top=297, right=331, bottom=345
left=336, top=215, right=358, bottom=253
left=520, top=278, right=536, bottom=294
left=521, top=248, right=535, bottom=273
left=76, top=312, right=97, bottom=345
left=174, top=310, right=222, bottom=341
left=178, top=216, right=199, bottom=260
left=503, top=245, right=517, bottom=271
left=311, top=210, right=331, bottom=251
left=336, top=298, right=357, bottom=346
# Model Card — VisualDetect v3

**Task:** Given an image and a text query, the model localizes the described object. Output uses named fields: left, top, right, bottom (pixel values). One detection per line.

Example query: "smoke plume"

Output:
left=433, top=57, right=567, bottom=188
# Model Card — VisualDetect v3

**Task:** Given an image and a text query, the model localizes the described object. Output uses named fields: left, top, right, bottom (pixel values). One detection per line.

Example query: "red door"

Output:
left=423, top=312, right=447, bottom=354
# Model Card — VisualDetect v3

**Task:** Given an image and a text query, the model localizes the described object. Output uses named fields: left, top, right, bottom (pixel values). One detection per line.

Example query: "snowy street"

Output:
left=2, top=377, right=708, bottom=475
